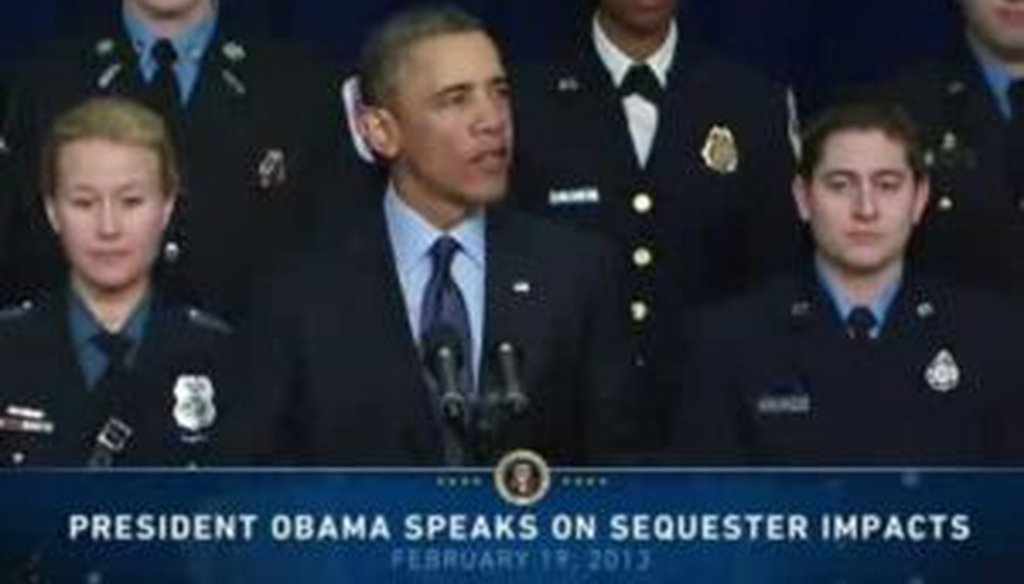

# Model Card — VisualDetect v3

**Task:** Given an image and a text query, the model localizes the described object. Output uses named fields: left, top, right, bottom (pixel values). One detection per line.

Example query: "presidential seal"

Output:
left=494, top=449, right=550, bottom=507
left=172, top=375, right=217, bottom=435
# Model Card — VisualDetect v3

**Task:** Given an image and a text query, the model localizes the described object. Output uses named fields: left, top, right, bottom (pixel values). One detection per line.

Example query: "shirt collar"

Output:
left=68, top=287, right=152, bottom=352
left=592, top=13, right=678, bottom=87
left=383, top=185, right=486, bottom=276
left=122, top=2, right=218, bottom=64
left=814, top=257, right=902, bottom=329
left=968, top=34, right=1016, bottom=119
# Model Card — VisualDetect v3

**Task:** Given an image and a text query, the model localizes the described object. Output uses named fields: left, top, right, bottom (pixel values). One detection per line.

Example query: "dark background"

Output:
left=0, top=0, right=964, bottom=115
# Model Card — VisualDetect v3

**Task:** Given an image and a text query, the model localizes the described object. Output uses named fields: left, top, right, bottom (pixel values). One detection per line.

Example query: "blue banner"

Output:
left=1, top=467, right=1018, bottom=583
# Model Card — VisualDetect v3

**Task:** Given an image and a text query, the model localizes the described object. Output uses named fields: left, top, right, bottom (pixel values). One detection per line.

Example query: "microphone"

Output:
left=494, top=341, right=529, bottom=416
left=421, top=326, right=468, bottom=423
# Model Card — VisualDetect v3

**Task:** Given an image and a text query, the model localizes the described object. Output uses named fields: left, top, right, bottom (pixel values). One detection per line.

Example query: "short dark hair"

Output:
left=797, top=100, right=927, bottom=180
left=359, top=4, right=487, bottom=107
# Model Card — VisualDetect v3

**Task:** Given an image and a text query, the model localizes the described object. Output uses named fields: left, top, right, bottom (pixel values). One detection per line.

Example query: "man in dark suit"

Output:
left=889, top=0, right=1024, bottom=301
left=5, top=0, right=342, bottom=322
left=670, top=101, right=1024, bottom=466
left=240, top=5, right=634, bottom=466
left=510, top=0, right=802, bottom=449
left=0, top=97, right=236, bottom=468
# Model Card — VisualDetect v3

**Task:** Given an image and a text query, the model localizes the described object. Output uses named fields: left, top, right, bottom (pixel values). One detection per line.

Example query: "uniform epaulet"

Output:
left=183, top=306, right=234, bottom=335
left=0, top=300, right=34, bottom=323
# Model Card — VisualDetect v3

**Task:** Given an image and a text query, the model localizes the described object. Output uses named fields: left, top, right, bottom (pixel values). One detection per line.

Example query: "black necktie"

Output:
left=88, top=332, right=135, bottom=465
left=92, top=332, right=134, bottom=389
left=846, top=307, right=877, bottom=341
left=1006, top=80, right=1024, bottom=203
left=420, top=236, right=474, bottom=395
left=619, top=64, right=663, bottom=105
left=147, top=39, right=180, bottom=114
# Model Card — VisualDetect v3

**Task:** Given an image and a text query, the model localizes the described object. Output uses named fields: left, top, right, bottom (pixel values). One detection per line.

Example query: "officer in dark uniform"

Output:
left=510, top=0, right=803, bottom=449
left=670, top=101, right=1024, bottom=465
left=5, top=0, right=343, bottom=322
left=0, top=97, right=236, bottom=467
left=888, top=0, right=1024, bottom=302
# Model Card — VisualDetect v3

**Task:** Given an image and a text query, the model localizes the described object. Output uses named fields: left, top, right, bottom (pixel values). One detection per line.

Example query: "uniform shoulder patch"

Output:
left=183, top=306, right=234, bottom=335
left=0, top=300, right=34, bottom=323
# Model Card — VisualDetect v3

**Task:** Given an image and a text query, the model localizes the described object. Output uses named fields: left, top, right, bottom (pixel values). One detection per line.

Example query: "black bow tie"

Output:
left=619, top=64, right=663, bottom=105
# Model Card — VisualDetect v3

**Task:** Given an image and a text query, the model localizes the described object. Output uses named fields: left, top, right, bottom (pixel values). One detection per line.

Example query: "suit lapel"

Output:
left=954, top=46, right=1005, bottom=132
left=562, top=45, right=644, bottom=180
left=131, top=292, right=168, bottom=376
left=349, top=208, right=445, bottom=460
left=882, top=275, right=960, bottom=395
left=785, top=274, right=850, bottom=406
left=963, top=65, right=1013, bottom=204
left=933, top=48, right=1011, bottom=206
left=349, top=208, right=421, bottom=361
left=38, top=294, right=91, bottom=399
left=130, top=293, right=181, bottom=428
left=33, top=294, right=96, bottom=461
left=645, top=29, right=708, bottom=175
left=177, top=27, right=254, bottom=150
left=482, top=211, right=517, bottom=382
left=480, top=210, right=553, bottom=459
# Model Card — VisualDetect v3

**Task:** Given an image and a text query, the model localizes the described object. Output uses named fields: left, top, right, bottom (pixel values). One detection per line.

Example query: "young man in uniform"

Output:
left=5, top=0, right=344, bottom=322
left=671, top=101, right=1024, bottom=465
left=890, top=0, right=1024, bottom=301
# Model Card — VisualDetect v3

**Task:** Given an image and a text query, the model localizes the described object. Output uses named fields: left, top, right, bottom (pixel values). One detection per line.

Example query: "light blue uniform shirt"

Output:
left=384, top=187, right=486, bottom=386
left=122, top=4, right=218, bottom=104
left=815, top=258, right=901, bottom=339
left=69, top=289, right=152, bottom=389
left=971, top=37, right=1017, bottom=119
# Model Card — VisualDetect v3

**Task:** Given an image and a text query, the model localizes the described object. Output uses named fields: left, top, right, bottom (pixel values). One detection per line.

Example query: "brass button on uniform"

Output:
left=630, top=301, right=649, bottom=322
left=632, top=246, right=653, bottom=268
left=632, top=192, right=653, bottom=214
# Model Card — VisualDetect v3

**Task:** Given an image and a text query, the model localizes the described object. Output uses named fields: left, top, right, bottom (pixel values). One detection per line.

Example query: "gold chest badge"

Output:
left=701, top=125, right=739, bottom=174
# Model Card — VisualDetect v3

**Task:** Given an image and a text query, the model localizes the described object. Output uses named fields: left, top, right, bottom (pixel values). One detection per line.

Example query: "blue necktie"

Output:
left=148, top=38, right=180, bottom=113
left=92, top=332, right=133, bottom=388
left=420, top=236, right=474, bottom=395
left=846, top=306, right=877, bottom=341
